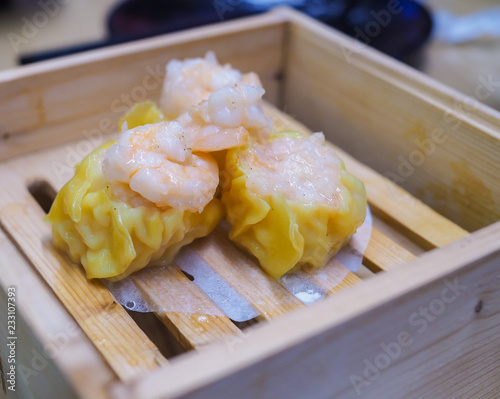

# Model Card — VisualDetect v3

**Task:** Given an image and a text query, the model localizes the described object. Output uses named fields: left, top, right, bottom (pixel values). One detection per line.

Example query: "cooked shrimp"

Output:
left=103, top=83, right=271, bottom=211
left=178, top=83, right=272, bottom=151
left=160, top=52, right=262, bottom=119
left=102, top=121, right=219, bottom=213
left=239, top=132, right=349, bottom=206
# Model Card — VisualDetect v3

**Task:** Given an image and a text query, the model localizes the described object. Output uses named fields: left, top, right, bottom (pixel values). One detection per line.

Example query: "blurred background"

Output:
left=0, top=0, right=499, bottom=110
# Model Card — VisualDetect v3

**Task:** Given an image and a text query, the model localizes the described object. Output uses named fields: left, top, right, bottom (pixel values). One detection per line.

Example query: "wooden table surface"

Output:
left=423, top=0, right=500, bottom=110
left=0, top=0, right=118, bottom=70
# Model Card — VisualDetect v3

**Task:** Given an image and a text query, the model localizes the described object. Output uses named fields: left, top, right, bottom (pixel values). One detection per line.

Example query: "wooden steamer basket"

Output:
left=0, top=7, right=499, bottom=399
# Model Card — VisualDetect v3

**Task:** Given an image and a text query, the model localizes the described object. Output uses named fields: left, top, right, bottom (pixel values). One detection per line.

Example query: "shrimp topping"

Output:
left=160, top=52, right=261, bottom=119
left=180, top=84, right=272, bottom=151
left=104, top=83, right=271, bottom=211
left=240, top=133, right=346, bottom=207
left=102, top=122, right=219, bottom=213
left=104, top=53, right=272, bottom=212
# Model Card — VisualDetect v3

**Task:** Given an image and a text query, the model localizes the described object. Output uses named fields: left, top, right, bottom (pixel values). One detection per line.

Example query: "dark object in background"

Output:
left=334, top=0, right=433, bottom=59
left=107, top=0, right=252, bottom=38
left=19, top=0, right=432, bottom=65
left=0, top=0, right=11, bottom=10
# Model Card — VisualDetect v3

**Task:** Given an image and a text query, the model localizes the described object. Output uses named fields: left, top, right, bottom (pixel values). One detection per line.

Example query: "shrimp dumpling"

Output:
left=46, top=143, right=223, bottom=280
left=222, top=131, right=367, bottom=278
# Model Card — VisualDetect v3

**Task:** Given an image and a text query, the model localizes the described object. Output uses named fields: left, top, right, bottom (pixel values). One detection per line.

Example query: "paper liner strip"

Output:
left=106, top=205, right=372, bottom=319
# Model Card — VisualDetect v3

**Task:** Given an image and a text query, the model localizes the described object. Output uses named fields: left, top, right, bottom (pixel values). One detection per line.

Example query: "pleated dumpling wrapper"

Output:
left=46, top=142, right=224, bottom=280
left=222, top=131, right=367, bottom=278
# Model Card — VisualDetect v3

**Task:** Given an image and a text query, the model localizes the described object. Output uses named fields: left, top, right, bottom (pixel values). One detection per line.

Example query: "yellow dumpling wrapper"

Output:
left=118, top=100, right=165, bottom=130
left=46, top=142, right=224, bottom=280
left=222, top=132, right=367, bottom=278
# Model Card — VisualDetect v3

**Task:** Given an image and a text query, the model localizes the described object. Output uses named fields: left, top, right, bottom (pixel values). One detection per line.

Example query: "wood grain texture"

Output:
left=133, top=265, right=240, bottom=349
left=0, top=169, right=167, bottom=382
left=364, top=227, right=415, bottom=272
left=280, top=7, right=500, bottom=232
left=0, top=228, right=115, bottom=399
left=190, top=226, right=306, bottom=320
left=323, top=270, right=362, bottom=294
left=112, top=220, right=500, bottom=399
left=371, top=214, right=424, bottom=257
left=340, top=150, right=470, bottom=250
